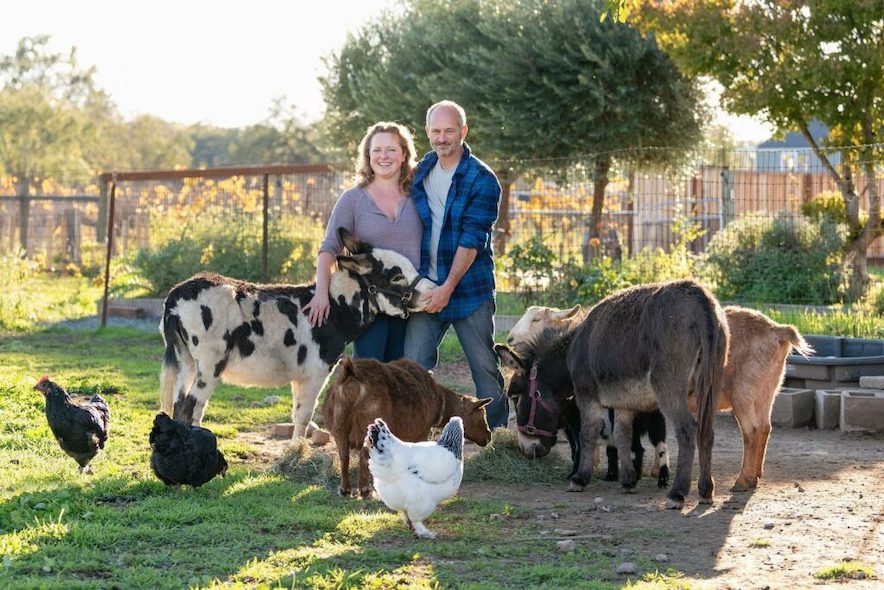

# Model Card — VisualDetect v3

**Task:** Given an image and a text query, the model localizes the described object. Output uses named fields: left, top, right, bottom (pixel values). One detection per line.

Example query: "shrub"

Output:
left=0, top=249, right=39, bottom=329
left=132, top=216, right=319, bottom=296
left=801, top=190, right=849, bottom=225
left=699, top=212, right=851, bottom=304
left=499, top=234, right=560, bottom=305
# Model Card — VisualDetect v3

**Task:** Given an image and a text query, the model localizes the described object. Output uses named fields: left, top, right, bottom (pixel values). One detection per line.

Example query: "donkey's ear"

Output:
left=336, top=253, right=372, bottom=275
left=338, top=227, right=369, bottom=255
left=494, top=343, right=523, bottom=370
left=475, top=397, right=493, bottom=409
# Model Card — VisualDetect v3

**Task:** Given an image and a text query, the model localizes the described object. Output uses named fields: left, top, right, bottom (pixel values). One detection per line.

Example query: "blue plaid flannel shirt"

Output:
left=412, top=143, right=501, bottom=321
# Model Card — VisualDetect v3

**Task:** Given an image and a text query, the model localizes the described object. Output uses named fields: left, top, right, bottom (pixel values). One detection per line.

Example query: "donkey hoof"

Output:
left=567, top=481, right=586, bottom=492
left=698, top=495, right=714, bottom=505
left=338, top=487, right=351, bottom=497
left=621, top=486, right=638, bottom=494
left=665, top=495, right=684, bottom=510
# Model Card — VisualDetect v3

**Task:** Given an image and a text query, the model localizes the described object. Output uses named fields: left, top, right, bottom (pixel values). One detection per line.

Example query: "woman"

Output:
left=303, top=122, right=422, bottom=361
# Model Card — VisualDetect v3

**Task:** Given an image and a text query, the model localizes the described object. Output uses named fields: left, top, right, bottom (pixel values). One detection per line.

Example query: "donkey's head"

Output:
left=495, top=325, right=574, bottom=458
left=335, top=227, right=435, bottom=318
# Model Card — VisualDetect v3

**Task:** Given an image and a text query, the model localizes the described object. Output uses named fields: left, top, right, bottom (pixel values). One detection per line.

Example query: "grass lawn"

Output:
left=3, top=274, right=882, bottom=588
left=2, top=326, right=677, bottom=589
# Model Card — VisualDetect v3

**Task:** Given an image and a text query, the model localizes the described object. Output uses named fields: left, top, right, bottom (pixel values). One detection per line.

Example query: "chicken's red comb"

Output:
left=37, top=375, right=50, bottom=385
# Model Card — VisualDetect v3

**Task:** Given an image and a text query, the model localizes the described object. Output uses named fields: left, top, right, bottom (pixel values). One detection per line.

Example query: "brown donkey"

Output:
left=321, top=357, right=492, bottom=498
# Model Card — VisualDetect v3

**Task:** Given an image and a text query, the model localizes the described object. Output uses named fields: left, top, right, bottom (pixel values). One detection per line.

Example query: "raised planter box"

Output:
left=97, top=298, right=164, bottom=320
left=771, top=387, right=815, bottom=428
left=839, top=390, right=884, bottom=433
left=814, top=389, right=842, bottom=430
left=784, top=335, right=884, bottom=389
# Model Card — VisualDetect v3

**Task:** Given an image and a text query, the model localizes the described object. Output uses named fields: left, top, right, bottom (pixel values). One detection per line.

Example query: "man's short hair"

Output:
left=426, top=100, right=467, bottom=128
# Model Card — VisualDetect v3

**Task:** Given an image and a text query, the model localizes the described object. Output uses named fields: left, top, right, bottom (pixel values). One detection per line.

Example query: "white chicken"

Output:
left=366, top=416, right=464, bottom=539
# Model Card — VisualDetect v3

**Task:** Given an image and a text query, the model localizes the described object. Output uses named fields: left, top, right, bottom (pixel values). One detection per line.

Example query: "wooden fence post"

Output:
left=16, top=178, right=30, bottom=254
left=97, top=179, right=108, bottom=243
left=262, top=173, right=269, bottom=281
left=720, top=167, right=735, bottom=228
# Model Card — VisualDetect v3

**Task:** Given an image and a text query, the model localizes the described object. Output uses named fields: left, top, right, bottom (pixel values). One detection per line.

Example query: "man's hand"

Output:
left=421, top=284, right=454, bottom=314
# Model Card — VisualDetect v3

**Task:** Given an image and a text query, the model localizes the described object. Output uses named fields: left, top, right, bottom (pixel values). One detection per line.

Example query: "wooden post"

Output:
left=262, top=174, right=269, bottom=282
left=626, top=172, right=635, bottom=257
left=97, top=179, right=108, bottom=243
left=100, top=179, right=117, bottom=328
left=720, top=167, right=735, bottom=228
left=16, top=178, right=30, bottom=254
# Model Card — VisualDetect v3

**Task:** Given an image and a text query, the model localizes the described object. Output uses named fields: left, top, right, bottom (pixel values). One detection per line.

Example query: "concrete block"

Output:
left=272, top=423, right=295, bottom=438
left=310, top=428, right=331, bottom=446
left=840, top=390, right=884, bottom=433
left=814, top=390, right=842, bottom=430
left=771, top=388, right=815, bottom=428
left=858, top=375, right=884, bottom=389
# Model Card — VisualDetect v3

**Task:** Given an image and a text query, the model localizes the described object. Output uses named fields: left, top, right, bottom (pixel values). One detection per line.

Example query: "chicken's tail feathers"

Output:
left=89, top=394, right=110, bottom=415
left=437, top=416, right=464, bottom=460
left=160, top=312, right=192, bottom=415
left=366, top=418, right=391, bottom=449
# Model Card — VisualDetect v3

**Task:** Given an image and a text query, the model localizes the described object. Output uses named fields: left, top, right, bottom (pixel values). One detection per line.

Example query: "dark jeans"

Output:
left=353, top=314, right=408, bottom=362
left=404, top=299, right=508, bottom=428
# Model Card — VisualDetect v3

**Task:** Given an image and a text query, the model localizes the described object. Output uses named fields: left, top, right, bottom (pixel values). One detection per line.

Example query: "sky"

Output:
left=4, top=1, right=775, bottom=143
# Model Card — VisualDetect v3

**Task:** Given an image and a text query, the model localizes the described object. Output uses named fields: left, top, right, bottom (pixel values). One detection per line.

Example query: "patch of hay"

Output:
left=271, top=438, right=358, bottom=492
left=274, top=428, right=575, bottom=490
left=464, top=428, right=573, bottom=485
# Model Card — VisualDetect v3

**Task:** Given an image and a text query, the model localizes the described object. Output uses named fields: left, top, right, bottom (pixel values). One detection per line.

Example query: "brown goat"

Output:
left=706, top=306, right=814, bottom=490
left=507, top=304, right=813, bottom=491
left=321, top=357, right=493, bottom=498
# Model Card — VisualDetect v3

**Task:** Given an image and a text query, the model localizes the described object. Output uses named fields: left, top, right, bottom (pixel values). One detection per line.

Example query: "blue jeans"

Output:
left=404, top=299, right=508, bottom=428
left=354, top=315, right=407, bottom=362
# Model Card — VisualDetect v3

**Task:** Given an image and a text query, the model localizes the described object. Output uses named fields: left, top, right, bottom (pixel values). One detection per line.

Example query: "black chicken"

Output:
left=35, top=376, right=110, bottom=474
left=149, top=412, right=228, bottom=487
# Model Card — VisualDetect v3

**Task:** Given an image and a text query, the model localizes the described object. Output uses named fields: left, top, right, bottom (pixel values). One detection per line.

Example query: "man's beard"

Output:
left=433, top=142, right=460, bottom=156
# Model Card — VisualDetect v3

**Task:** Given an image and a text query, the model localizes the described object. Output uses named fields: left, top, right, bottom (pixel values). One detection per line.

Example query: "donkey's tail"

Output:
left=159, top=307, right=191, bottom=414
left=695, top=298, right=729, bottom=450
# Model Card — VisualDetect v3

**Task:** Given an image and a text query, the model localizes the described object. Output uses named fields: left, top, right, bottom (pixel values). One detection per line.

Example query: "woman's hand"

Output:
left=303, top=290, right=331, bottom=326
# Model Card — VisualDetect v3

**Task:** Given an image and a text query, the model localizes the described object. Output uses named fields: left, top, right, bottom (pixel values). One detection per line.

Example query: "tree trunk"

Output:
left=845, top=138, right=883, bottom=300
left=587, top=156, right=611, bottom=261
left=798, top=125, right=878, bottom=300
left=494, top=168, right=512, bottom=257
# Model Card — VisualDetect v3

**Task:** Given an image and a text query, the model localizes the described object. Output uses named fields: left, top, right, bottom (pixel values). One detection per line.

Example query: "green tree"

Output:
left=320, top=0, right=704, bottom=253
left=0, top=36, right=100, bottom=250
left=188, top=124, right=238, bottom=167
left=118, top=115, right=193, bottom=170
left=231, top=97, right=324, bottom=165
left=637, top=0, right=883, bottom=298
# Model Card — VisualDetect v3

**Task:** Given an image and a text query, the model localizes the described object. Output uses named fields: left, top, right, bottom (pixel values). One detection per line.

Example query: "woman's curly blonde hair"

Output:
left=355, top=122, right=418, bottom=195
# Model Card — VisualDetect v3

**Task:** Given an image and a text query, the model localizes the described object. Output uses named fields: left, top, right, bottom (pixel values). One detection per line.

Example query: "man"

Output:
left=404, top=100, right=508, bottom=429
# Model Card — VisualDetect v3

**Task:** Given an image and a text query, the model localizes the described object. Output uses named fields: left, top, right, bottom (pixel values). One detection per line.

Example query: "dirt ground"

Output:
left=242, top=360, right=884, bottom=589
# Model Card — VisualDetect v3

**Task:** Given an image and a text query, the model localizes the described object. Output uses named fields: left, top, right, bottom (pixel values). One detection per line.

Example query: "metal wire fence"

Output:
left=1, top=146, right=881, bottom=307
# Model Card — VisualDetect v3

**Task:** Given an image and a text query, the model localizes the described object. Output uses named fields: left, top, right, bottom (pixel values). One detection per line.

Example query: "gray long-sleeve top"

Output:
left=319, top=186, right=423, bottom=270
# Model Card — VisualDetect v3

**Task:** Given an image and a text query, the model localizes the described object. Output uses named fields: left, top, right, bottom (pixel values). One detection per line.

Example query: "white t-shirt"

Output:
left=423, top=160, right=457, bottom=282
